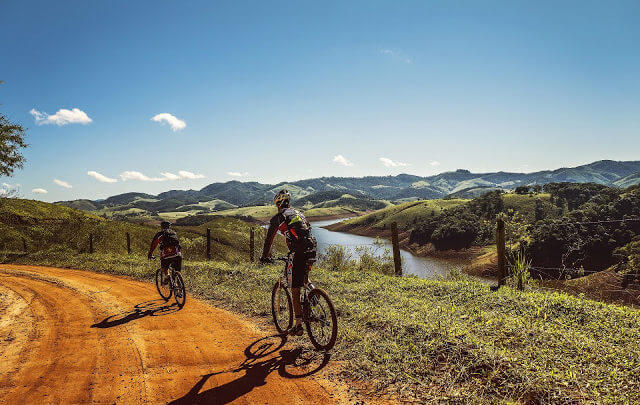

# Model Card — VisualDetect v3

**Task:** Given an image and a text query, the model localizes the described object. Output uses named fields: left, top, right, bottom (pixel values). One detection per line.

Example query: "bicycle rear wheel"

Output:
left=173, top=272, right=186, bottom=308
left=271, top=280, right=293, bottom=334
left=304, top=288, right=338, bottom=350
left=155, top=269, right=172, bottom=301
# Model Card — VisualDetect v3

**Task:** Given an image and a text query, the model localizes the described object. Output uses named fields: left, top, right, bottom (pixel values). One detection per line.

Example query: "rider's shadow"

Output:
left=168, top=334, right=331, bottom=405
left=91, top=299, right=181, bottom=328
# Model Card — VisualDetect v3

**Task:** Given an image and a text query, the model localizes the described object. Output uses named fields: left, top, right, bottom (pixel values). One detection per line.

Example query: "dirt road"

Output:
left=0, top=264, right=344, bottom=404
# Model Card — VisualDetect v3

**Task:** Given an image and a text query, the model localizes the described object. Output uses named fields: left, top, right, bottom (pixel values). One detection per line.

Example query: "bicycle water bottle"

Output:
left=286, top=265, right=292, bottom=288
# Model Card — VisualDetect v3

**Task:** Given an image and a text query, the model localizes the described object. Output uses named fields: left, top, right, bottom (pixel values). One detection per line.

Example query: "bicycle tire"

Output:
left=173, top=272, right=187, bottom=308
left=304, top=288, right=338, bottom=350
left=155, top=269, right=172, bottom=301
left=271, top=280, right=293, bottom=334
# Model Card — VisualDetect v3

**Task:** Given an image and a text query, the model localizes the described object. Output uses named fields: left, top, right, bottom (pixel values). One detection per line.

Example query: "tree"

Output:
left=1, top=82, right=28, bottom=177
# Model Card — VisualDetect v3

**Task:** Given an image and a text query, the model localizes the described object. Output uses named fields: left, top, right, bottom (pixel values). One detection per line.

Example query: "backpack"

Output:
left=161, top=229, right=180, bottom=248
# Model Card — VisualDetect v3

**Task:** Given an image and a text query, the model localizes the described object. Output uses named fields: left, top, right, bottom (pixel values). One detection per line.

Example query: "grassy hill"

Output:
left=614, top=171, right=640, bottom=188
left=0, top=198, right=280, bottom=262
left=332, top=199, right=468, bottom=232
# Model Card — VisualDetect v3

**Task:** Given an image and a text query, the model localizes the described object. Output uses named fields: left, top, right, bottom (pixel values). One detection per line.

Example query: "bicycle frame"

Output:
left=275, top=253, right=314, bottom=318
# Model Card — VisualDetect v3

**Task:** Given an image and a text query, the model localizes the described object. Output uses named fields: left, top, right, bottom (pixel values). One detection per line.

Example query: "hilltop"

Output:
left=57, top=160, right=640, bottom=219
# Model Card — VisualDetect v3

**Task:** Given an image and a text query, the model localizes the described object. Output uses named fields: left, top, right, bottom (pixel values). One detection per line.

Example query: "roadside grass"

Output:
left=8, top=251, right=640, bottom=403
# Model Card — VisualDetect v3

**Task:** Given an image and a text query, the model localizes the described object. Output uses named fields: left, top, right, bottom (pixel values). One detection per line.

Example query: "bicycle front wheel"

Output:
left=155, top=269, right=172, bottom=301
left=304, top=288, right=338, bottom=350
left=271, top=280, right=293, bottom=334
left=173, top=272, right=186, bottom=308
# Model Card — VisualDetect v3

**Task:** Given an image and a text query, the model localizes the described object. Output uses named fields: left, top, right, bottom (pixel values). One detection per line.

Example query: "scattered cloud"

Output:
left=429, top=161, right=441, bottom=167
left=53, top=179, right=72, bottom=189
left=227, top=171, right=249, bottom=177
left=151, top=113, right=186, bottom=131
left=30, top=108, right=92, bottom=125
left=32, top=188, right=48, bottom=194
left=379, top=48, right=412, bottom=64
left=380, top=157, right=410, bottom=167
left=333, top=155, right=354, bottom=167
left=178, top=170, right=205, bottom=179
left=87, top=171, right=118, bottom=183
left=119, top=170, right=205, bottom=182
left=119, top=171, right=166, bottom=182
left=160, top=172, right=181, bottom=180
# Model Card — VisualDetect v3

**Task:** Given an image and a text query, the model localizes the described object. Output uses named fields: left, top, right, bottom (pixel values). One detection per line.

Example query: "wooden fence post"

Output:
left=206, top=228, right=211, bottom=260
left=22, top=238, right=27, bottom=253
left=89, top=233, right=94, bottom=254
left=126, top=232, right=131, bottom=254
left=496, top=217, right=506, bottom=287
left=391, top=222, right=402, bottom=276
left=249, top=228, right=255, bottom=263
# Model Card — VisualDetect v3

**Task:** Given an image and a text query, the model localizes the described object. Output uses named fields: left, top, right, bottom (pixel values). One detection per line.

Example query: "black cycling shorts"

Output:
left=291, top=249, right=316, bottom=288
left=161, top=256, right=182, bottom=272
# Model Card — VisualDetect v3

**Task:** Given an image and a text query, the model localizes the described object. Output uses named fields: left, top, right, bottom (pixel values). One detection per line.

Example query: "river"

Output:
left=310, top=218, right=464, bottom=279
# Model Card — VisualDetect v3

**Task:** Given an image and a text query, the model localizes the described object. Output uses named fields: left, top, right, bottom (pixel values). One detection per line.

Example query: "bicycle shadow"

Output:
left=168, top=334, right=331, bottom=404
left=91, top=299, right=181, bottom=329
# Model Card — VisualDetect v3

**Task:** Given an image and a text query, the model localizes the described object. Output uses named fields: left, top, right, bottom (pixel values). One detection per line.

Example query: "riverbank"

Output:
left=324, top=221, right=485, bottom=262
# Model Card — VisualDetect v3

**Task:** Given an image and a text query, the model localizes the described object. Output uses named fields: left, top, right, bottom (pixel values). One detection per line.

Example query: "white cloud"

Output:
left=119, top=171, right=165, bottom=182
left=30, top=108, right=92, bottom=126
left=160, top=172, right=181, bottom=180
left=119, top=170, right=205, bottom=182
left=429, top=161, right=441, bottom=166
left=53, top=179, right=72, bottom=189
left=178, top=170, right=205, bottom=179
left=151, top=113, right=186, bottom=132
left=227, top=171, right=249, bottom=177
left=32, top=188, right=48, bottom=194
left=380, top=157, right=410, bottom=167
left=333, top=155, right=354, bottom=167
left=87, top=171, right=118, bottom=183
left=379, top=48, right=412, bottom=64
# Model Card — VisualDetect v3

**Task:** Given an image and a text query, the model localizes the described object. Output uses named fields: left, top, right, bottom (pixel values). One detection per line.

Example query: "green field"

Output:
left=10, top=251, right=640, bottom=403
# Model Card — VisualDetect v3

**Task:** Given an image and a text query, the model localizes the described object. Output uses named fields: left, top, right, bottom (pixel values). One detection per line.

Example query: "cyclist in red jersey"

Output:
left=260, top=189, right=317, bottom=336
left=148, top=220, right=182, bottom=286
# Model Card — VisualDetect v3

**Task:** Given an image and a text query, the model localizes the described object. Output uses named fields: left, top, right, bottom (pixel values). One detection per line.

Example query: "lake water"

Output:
left=309, top=218, right=463, bottom=279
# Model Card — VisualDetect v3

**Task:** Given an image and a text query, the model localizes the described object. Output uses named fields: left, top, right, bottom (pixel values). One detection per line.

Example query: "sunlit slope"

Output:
left=0, top=198, right=264, bottom=261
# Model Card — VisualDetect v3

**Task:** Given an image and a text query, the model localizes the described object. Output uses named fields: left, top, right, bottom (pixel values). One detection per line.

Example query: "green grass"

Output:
left=340, top=199, right=468, bottom=230
left=303, top=206, right=357, bottom=218
left=502, top=193, right=555, bottom=222
left=7, top=251, right=640, bottom=403
left=209, top=205, right=278, bottom=219
left=0, top=198, right=282, bottom=262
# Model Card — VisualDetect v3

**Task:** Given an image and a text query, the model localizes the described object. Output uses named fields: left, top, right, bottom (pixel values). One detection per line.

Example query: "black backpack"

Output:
left=161, top=229, right=180, bottom=248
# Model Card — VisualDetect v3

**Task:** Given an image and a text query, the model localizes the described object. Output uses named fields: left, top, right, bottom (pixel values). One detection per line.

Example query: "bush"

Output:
left=319, top=245, right=352, bottom=271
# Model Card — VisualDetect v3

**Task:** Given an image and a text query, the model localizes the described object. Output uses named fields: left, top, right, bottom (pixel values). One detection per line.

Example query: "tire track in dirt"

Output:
left=0, top=265, right=350, bottom=404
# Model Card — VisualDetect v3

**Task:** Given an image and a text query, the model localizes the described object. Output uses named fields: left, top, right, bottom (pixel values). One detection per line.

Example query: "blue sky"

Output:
left=1, top=0, right=639, bottom=201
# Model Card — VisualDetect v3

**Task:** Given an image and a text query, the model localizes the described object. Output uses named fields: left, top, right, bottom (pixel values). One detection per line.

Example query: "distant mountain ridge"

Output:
left=58, top=160, right=640, bottom=211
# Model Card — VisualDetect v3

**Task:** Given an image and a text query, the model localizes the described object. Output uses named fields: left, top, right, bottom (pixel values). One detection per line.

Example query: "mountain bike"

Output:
left=269, top=254, right=337, bottom=350
left=152, top=257, right=186, bottom=308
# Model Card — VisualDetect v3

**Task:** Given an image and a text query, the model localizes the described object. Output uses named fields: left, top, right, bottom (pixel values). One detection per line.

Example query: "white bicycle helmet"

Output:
left=273, top=189, right=291, bottom=208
